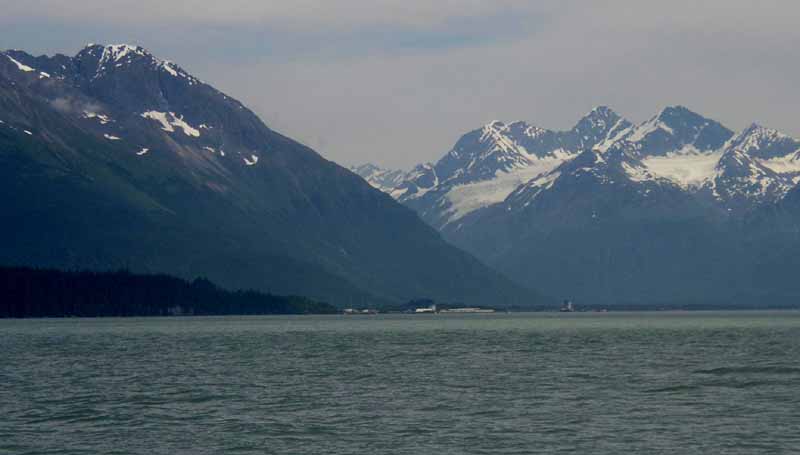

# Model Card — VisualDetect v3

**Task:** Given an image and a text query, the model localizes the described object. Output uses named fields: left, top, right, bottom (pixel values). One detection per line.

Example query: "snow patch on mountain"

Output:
left=443, top=157, right=565, bottom=222
left=101, top=44, right=146, bottom=64
left=642, top=150, right=724, bottom=188
left=516, top=171, right=562, bottom=208
left=350, top=163, right=410, bottom=192
left=84, top=111, right=112, bottom=124
left=621, top=161, right=655, bottom=183
left=5, top=54, right=35, bottom=72
left=761, top=153, right=800, bottom=181
left=706, top=148, right=794, bottom=205
left=628, top=118, right=673, bottom=142
left=161, top=61, right=179, bottom=77
left=141, top=111, right=201, bottom=137
left=593, top=122, right=633, bottom=152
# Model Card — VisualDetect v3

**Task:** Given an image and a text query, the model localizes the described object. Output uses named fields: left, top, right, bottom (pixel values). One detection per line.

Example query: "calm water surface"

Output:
left=2, top=312, right=800, bottom=454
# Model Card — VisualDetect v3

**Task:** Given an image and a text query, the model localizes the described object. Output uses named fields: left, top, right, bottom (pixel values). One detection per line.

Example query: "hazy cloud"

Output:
left=2, top=0, right=799, bottom=168
left=1, top=1, right=556, bottom=30
left=49, top=96, right=102, bottom=116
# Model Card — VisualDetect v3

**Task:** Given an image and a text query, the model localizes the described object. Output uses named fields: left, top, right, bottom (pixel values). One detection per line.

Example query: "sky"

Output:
left=1, top=1, right=798, bottom=169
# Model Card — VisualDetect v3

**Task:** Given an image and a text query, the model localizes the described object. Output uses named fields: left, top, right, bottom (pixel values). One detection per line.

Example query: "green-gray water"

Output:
left=2, top=312, right=800, bottom=454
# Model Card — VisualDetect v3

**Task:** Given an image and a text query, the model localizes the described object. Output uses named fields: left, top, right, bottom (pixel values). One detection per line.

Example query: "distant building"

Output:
left=415, top=304, right=437, bottom=314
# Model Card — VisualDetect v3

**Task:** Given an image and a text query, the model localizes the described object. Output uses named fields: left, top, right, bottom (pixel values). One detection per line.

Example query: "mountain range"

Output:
left=353, top=106, right=800, bottom=305
left=0, top=44, right=539, bottom=307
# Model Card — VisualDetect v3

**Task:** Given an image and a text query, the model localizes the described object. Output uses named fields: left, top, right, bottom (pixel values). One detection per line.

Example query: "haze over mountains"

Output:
left=354, top=106, right=800, bottom=305
left=0, top=44, right=538, bottom=307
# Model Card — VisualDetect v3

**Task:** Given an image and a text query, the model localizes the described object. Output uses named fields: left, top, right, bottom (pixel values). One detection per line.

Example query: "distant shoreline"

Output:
left=4, top=308, right=800, bottom=321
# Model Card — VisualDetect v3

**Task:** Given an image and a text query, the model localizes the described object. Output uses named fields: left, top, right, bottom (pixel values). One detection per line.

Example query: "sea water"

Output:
left=2, top=312, right=799, bottom=454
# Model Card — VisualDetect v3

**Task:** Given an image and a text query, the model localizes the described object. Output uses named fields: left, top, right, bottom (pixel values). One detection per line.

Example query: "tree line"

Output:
left=0, top=266, right=337, bottom=318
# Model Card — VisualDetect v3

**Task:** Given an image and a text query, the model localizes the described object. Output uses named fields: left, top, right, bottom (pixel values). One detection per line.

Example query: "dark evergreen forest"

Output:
left=0, top=266, right=337, bottom=318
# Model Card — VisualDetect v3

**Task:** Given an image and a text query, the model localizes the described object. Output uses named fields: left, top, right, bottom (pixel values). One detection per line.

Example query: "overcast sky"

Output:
left=2, top=1, right=798, bottom=169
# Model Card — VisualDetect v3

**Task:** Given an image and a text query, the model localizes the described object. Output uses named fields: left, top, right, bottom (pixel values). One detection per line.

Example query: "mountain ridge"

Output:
left=353, top=105, right=800, bottom=305
left=1, top=43, right=541, bottom=307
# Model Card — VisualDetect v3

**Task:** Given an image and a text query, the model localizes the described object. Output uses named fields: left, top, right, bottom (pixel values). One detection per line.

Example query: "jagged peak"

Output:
left=624, top=105, right=733, bottom=150
left=1, top=49, right=27, bottom=57
left=101, top=44, right=149, bottom=62
left=573, top=105, right=627, bottom=133
left=81, top=43, right=148, bottom=55
left=479, top=120, right=512, bottom=142
left=482, top=119, right=535, bottom=131
left=583, top=105, right=620, bottom=119
left=733, top=122, right=793, bottom=142
left=482, top=120, right=507, bottom=130
left=507, top=120, right=531, bottom=128
left=76, top=42, right=198, bottom=83
left=351, top=163, right=384, bottom=173
left=724, top=123, right=797, bottom=156
left=650, top=105, right=723, bottom=130
left=78, top=43, right=159, bottom=68
left=654, top=105, right=701, bottom=120
left=717, top=137, right=779, bottom=171
left=738, top=122, right=794, bottom=140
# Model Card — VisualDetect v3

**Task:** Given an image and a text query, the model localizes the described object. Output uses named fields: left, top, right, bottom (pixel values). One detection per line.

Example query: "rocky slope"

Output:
left=0, top=44, right=539, bottom=307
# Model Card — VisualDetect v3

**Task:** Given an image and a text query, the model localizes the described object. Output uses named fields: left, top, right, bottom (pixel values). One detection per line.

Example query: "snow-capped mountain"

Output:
left=351, top=106, right=635, bottom=229
left=503, top=145, right=675, bottom=215
left=353, top=105, right=800, bottom=305
left=723, top=123, right=800, bottom=160
left=0, top=44, right=537, bottom=307
left=1, top=44, right=264, bottom=169
left=349, top=163, right=410, bottom=193
left=608, top=106, right=733, bottom=156
left=357, top=106, right=800, bottom=225
left=434, top=106, right=632, bottom=188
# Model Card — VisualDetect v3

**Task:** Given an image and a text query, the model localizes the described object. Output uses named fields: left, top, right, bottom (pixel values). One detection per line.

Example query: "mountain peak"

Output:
left=658, top=104, right=692, bottom=114
left=81, top=43, right=149, bottom=56
left=483, top=120, right=507, bottom=130
left=76, top=43, right=152, bottom=67
left=570, top=106, right=631, bottom=153
left=744, top=122, right=765, bottom=131
left=350, top=163, right=383, bottom=174
left=74, top=42, right=198, bottom=88
left=625, top=106, right=733, bottom=155
left=585, top=105, right=619, bottom=118
left=655, top=105, right=701, bottom=120
left=573, top=105, right=624, bottom=131
left=100, top=44, right=150, bottom=61
left=724, top=123, right=799, bottom=159
left=736, top=123, right=780, bottom=140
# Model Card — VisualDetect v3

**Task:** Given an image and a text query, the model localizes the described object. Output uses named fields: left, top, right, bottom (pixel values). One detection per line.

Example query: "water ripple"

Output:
left=1, top=312, right=800, bottom=454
